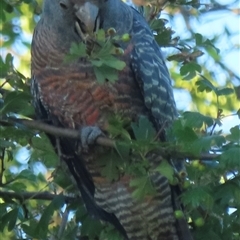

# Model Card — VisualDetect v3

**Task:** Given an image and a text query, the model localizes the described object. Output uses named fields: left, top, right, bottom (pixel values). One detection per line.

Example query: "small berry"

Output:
left=198, top=164, right=206, bottom=171
left=121, top=33, right=131, bottom=42
left=192, top=160, right=200, bottom=168
left=174, top=210, right=184, bottom=219
left=195, top=217, right=205, bottom=227
left=183, top=180, right=191, bottom=189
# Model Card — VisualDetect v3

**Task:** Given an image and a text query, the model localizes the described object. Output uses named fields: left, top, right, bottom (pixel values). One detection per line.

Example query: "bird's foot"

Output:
left=80, top=126, right=103, bottom=152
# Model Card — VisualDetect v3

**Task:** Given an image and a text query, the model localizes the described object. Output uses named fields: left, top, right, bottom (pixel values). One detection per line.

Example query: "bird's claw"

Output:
left=80, top=126, right=103, bottom=152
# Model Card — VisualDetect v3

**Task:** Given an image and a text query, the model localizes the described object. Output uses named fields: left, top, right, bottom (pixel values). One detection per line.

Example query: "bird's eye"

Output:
left=59, top=0, right=68, bottom=9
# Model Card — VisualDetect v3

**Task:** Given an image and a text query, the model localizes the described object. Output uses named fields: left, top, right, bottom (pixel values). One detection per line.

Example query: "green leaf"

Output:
left=95, top=29, right=106, bottom=42
left=1, top=91, right=34, bottom=116
left=191, top=135, right=226, bottom=154
left=41, top=152, right=59, bottom=168
left=150, top=19, right=166, bottom=32
left=93, top=65, right=118, bottom=83
left=155, top=160, right=174, bottom=182
left=154, top=28, right=173, bottom=46
left=64, top=42, right=87, bottom=62
left=220, top=147, right=240, bottom=169
left=181, top=186, right=213, bottom=209
left=91, top=59, right=103, bottom=67
left=101, top=158, right=120, bottom=181
left=101, top=55, right=126, bottom=70
left=107, top=115, right=131, bottom=140
left=5, top=53, right=14, bottom=66
left=100, top=224, right=124, bottom=240
left=69, top=42, right=86, bottom=56
left=0, top=53, right=13, bottom=77
left=0, top=207, right=21, bottom=232
left=237, top=108, right=240, bottom=119
left=131, top=116, right=156, bottom=141
left=7, top=182, right=27, bottom=192
left=115, top=141, right=130, bottom=160
left=81, top=217, right=103, bottom=238
left=173, top=119, right=198, bottom=143
left=31, top=135, right=55, bottom=152
left=0, top=203, right=8, bottom=218
left=196, top=78, right=216, bottom=93
left=53, top=168, right=74, bottom=190
left=130, top=175, right=156, bottom=199
left=204, top=39, right=220, bottom=54
left=180, top=62, right=201, bottom=80
left=2, top=2, right=14, bottom=13
left=34, top=194, right=65, bottom=238
left=99, top=151, right=122, bottom=181
left=21, top=221, right=39, bottom=238
left=215, top=87, right=234, bottom=96
left=195, top=33, right=203, bottom=45
left=7, top=208, right=19, bottom=231
left=75, top=205, right=88, bottom=223
left=15, top=169, right=37, bottom=182
left=226, top=125, right=240, bottom=142
left=183, top=111, right=214, bottom=128
left=214, top=181, right=239, bottom=206
left=76, top=204, right=103, bottom=238
left=0, top=139, right=15, bottom=148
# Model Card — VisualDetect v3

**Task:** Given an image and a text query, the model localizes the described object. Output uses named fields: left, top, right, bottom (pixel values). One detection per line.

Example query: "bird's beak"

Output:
left=74, top=2, right=100, bottom=38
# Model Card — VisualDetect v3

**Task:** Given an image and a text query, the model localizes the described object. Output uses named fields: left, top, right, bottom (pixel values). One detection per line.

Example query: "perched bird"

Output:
left=31, top=0, right=192, bottom=239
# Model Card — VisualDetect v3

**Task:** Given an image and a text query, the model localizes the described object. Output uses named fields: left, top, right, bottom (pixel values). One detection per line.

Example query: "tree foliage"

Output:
left=1, top=0, right=239, bottom=239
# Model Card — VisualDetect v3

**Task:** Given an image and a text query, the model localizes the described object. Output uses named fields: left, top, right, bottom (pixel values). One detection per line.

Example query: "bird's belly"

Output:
left=37, top=66, right=147, bottom=130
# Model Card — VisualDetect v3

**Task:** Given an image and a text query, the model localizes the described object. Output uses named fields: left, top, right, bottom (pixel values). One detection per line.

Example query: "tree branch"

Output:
left=0, top=118, right=221, bottom=160
left=0, top=190, right=77, bottom=202
left=0, top=118, right=114, bottom=148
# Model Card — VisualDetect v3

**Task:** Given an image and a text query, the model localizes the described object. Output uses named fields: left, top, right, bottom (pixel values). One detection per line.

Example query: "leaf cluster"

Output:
left=65, top=29, right=129, bottom=83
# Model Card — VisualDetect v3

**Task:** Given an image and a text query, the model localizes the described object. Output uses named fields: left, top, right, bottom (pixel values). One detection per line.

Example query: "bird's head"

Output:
left=42, top=0, right=106, bottom=39
left=42, top=0, right=132, bottom=41
left=70, top=0, right=133, bottom=37
left=70, top=0, right=106, bottom=36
